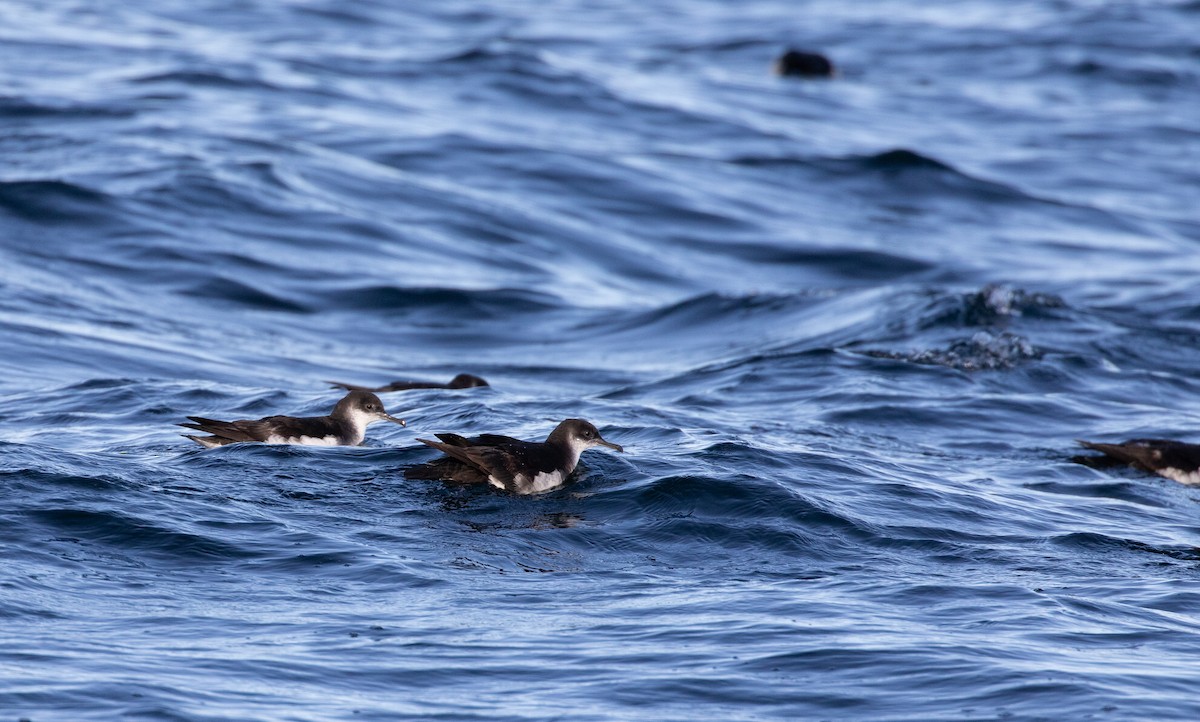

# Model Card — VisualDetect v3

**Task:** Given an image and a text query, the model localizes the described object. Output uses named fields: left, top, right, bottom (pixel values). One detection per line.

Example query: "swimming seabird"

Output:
left=1074, top=439, right=1200, bottom=485
left=327, top=373, right=489, bottom=393
left=404, top=418, right=623, bottom=494
left=773, top=48, right=836, bottom=78
left=180, top=390, right=405, bottom=448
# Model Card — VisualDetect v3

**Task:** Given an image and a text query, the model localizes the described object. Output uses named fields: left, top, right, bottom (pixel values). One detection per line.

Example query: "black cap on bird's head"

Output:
left=336, top=391, right=405, bottom=426
left=550, top=418, right=623, bottom=453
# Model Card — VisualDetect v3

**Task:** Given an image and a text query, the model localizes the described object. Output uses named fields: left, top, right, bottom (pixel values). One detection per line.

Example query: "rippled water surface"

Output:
left=3, top=1, right=1200, bottom=720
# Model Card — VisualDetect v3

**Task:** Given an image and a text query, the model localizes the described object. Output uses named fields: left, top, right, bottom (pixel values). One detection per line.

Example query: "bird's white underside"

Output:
left=265, top=434, right=341, bottom=446
left=494, top=469, right=567, bottom=494
left=1157, top=467, right=1200, bottom=486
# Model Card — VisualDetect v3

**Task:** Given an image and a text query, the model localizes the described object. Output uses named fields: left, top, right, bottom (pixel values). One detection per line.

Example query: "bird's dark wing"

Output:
left=433, top=432, right=523, bottom=447
left=1151, top=441, right=1200, bottom=472
left=404, top=457, right=490, bottom=484
left=326, top=380, right=374, bottom=392
left=328, top=379, right=439, bottom=392
left=415, top=437, right=522, bottom=489
left=179, top=415, right=337, bottom=444
left=179, top=416, right=268, bottom=444
left=378, top=380, right=443, bottom=391
left=472, top=433, right=523, bottom=445
left=253, top=415, right=339, bottom=440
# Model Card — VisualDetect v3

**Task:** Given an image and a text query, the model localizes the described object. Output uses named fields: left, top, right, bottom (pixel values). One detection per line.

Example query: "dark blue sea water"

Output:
left=3, top=1, right=1200, bottom=719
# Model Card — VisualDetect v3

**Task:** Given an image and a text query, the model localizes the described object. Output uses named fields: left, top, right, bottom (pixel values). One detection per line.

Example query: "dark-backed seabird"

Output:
left=327, top=373, right=489, bottom=393
left=405, top=418, right=623, bottom=494
left=773, top=48, right=835, bottom=78
left=1074, top=439, right=1200, bottom=485
left=180, top=390, right=405, bottom=448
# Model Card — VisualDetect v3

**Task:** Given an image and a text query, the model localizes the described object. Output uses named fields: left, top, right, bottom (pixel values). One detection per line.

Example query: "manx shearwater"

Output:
left=328, top=373, right=489, bottom=393
left=181, top=390, right=405, bottom=448
left=405, top=418, right=623, bottom=494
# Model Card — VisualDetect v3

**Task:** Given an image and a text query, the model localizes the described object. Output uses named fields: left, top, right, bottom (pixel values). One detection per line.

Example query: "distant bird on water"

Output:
left=405, top=419, right=623, bottom=494
left=1074, top=439, right=1200, bottom=485
left=327, top=373, right=489, bottom=393
left=773, top=48, right=836, bottom=78
left=181, top=390, right=405, bottom=448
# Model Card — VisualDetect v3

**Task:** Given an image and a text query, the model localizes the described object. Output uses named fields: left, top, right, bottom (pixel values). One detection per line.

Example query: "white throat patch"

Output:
left=340, top=407, right=385, bottom=445
left=565, top=436, right=596, bottom=469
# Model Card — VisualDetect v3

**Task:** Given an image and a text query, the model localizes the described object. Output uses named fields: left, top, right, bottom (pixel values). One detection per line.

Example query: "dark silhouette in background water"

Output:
left=773, top=48, right=835, bottom=77
left=328, top=373, right=490, bottom=392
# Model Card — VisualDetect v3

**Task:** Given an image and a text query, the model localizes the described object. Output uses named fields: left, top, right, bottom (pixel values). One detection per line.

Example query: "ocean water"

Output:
left=2, top=1, right=1200, bottom=719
